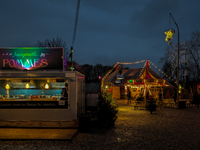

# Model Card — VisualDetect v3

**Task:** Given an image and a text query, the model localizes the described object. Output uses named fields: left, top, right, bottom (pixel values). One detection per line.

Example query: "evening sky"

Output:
left=1, top=0, right=200, bottom=70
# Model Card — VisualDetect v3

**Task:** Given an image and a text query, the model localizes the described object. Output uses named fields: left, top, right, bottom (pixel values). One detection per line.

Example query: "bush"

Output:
left=146, top=99, right=157, bottom=114
left=192, top=93, right=200, bottom=107
left=97, top=92, right=118, bottom=127
left=136, top=93, right=144, bottom=101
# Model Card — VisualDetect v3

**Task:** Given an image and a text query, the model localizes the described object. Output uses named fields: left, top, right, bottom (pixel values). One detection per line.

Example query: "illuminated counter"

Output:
left=0, top=71, right=85, bottom=121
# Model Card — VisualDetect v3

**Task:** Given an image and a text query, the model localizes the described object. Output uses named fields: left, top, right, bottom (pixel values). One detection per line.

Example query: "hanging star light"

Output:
left=165, top=29, right=175, bottom=45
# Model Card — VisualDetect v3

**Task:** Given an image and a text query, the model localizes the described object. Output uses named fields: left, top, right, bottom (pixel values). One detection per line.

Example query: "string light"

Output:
left=149, top=60, right=176, bottom=85
left=103, top=60, right=146, bottom=84
left=118, top=60, right=145, bottom=65
left=102, top=59, right=177, bottom=90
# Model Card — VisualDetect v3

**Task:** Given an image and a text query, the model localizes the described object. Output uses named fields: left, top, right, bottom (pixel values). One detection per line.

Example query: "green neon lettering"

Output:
left=14, top=51, right=39, bottom=57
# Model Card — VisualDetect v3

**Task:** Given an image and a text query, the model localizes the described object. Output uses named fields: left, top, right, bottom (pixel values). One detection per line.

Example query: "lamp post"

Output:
left=70, top=46, right=74, bottom=71
left=165, top=13, right=179, bottom=108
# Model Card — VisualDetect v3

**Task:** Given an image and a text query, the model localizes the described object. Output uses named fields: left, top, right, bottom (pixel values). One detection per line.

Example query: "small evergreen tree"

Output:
left=192, top=93, right=200, bottom=107
left=136, top=93, right=144, bottom=101
left=146, top=99, right=157, bottom=114
left=97, top=92, right=118, bottom=127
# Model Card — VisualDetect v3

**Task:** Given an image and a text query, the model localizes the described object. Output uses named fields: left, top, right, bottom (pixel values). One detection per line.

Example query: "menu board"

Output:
left=0, top=47, right=63, bottom=70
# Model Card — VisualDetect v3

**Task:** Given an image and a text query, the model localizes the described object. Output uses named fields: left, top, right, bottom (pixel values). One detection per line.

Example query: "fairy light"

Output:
left=103, top=59, right=176, bottom=90
left=149, top=60, right=176, bottom=85
left=118, top=60, right=146, bottom=65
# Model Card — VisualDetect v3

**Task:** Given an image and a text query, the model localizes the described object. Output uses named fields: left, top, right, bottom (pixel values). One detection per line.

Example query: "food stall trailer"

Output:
left=0, top=47, right=85, bottom=125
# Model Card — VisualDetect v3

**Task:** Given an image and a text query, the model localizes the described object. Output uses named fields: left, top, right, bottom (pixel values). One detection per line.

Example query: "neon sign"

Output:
left=0, top=47, right=63, bottom=70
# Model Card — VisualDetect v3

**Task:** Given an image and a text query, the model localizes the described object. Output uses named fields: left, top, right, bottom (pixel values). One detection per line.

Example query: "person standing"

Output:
left=60, top=83, right=68, bottom=100
left=173, top=88, right=177, bottom=105
left=146, top=91, right=149, bottom=100
left=127, top=88, right=131, bottom=104
left=159, top=91, right=162, bottom=100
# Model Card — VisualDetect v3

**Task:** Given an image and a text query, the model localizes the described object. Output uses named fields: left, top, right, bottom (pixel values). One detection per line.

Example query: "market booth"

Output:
left=0, top=47, right=85, bottom=122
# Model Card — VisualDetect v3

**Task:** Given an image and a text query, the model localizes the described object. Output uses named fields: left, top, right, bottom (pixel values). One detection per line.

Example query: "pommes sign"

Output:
left=0, top=47, right=63, bottom=70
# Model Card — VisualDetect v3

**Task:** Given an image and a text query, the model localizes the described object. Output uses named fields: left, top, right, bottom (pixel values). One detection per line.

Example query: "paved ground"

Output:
left=0, top=105, right=200, bottom=150
left=0, top=129, right=78, bottom=140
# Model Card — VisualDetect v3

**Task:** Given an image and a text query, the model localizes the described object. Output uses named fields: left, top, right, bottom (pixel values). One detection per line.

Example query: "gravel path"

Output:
left=0, top=106, right=200, bottom=150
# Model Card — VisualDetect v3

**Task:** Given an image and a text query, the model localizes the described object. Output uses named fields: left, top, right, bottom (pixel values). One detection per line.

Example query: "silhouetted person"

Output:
left=60, top=83, right=68, bottom=100
left=146, top=91, right=149, bottom=100
left=127, top=88, right=131, bottom=104
left=159, top=91, right=162, bottom=100
left=173, top=89, right=177, bottom=104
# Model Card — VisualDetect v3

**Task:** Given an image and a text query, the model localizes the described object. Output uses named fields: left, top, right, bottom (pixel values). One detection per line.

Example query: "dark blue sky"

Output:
left=1, top=0, right=200, bottom=71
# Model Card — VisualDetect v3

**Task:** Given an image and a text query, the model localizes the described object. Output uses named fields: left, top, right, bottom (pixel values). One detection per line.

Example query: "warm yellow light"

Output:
left=165, top=29, right=175, bottom=42
left=45, top=83, right=49, bottom=89
left=25, top=83, right=29, bottom=88
left=5, top=84, right=10, bottom=90
left=105, top=85, right=108, bottom=88
left=179, top=84, right=182, bottom=93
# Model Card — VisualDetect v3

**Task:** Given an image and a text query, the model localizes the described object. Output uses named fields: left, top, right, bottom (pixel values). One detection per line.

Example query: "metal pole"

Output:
left=70, top=46, right=74, bottom=71
left=170, top=13, right=179, bottom=108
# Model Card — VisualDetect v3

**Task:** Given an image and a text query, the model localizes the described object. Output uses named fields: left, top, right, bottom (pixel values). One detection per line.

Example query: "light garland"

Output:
left=102, top=60, right=146, bottom=83
left=102, top=59, right=176, bottom=90
left=118, top=60, right=145, bottom=65
left=138, top=60, right=148, bottom=77
left=149, top=60, right=176, bottom=85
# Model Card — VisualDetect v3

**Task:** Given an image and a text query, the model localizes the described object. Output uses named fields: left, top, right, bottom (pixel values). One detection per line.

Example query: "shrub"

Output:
left=97, top=92, right=118, bottom=127
left=146, top=99, right=157, bottom=114
left=192, top=93, right=200, bottom=107
left=136, top=93, right=144, bottom=101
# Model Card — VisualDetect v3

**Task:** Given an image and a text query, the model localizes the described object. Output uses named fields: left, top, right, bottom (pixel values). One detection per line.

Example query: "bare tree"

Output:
left=82, top=64, right=94, bottom=81
left=82, top=63, right=113, bottom=82
left=161, top=30, right=200, bottom=90
left=35, top=37, right=69, bottom=70
left=160, top=47, right=177, bottom=81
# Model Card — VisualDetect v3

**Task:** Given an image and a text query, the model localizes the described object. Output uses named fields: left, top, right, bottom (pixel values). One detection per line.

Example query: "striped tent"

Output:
left=103, top=60, right=173, bottom=99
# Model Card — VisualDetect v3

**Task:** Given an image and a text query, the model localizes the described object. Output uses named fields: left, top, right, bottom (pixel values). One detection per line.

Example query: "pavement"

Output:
left=0, top=104, right=200, bottom=149
left=0, top=128, right=78, bottom=140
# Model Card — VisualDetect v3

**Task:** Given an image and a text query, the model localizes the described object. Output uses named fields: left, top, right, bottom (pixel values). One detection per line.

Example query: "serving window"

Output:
left=0, top=78, right=69, bottom=109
